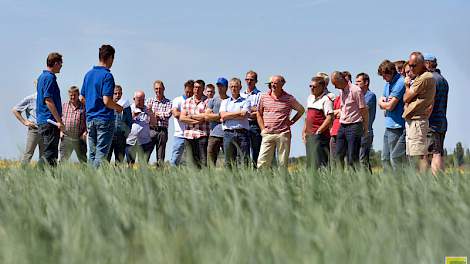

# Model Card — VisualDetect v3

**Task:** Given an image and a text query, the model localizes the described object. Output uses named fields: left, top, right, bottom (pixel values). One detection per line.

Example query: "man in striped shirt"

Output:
left=180, top=79, right=210, bottom=168
left=60, top=86, right=87, bottom=162
left=146, top=80, right=172, bottom=166
left=257, top=75, right=305, bottom=169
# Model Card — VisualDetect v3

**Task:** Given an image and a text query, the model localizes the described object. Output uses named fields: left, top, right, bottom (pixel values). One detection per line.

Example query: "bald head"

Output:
left=331, top=71, right=348, bottom=89
left=134, top=90, right=145, bottom=108
left=409, top=51, right=427, bottom=76
left=271, top=75, right=286, bottom=94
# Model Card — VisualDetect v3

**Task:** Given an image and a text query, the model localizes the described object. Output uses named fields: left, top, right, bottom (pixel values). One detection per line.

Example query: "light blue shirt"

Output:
left=220, top=96, right=251, bottom=130
left=126, top=104, right=152, bottom=146
left=14, top=93, right=37, bottom=124
left=240, top=87, right=261, bottom=121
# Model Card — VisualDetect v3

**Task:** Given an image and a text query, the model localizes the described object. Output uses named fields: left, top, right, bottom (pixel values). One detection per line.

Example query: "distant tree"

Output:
left=454, top=142, right=465, bottom=167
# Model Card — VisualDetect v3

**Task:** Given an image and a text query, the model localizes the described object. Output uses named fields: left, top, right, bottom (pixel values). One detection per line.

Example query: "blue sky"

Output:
left=1, top=0, right=469, bottom=160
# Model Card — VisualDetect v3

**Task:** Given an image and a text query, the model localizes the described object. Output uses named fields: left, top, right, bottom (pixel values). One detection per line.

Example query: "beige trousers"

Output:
left=257, top=131, right=291, bottom=169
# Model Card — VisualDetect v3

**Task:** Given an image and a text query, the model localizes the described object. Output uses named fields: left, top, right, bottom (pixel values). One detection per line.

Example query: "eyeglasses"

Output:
left=245, top=78, right=256, bottom=81
left=309, top=85, right=319, bottom=88
left=408, top=64, right=417, bottom=68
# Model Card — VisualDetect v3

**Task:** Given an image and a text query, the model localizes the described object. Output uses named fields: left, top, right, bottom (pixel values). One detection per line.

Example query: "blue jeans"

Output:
left=335, top=123, right=363, bottom=167
left=359, top=134, right=374, bottom=173
left=223, top=129, right=250, bottom=168
left=170, top=136, right=186, bottom=166
left=248, top=121, right=262, bottom=168
left=382, top=128, right=406, bottom=170
left=87, top=119, right=114, bottom=168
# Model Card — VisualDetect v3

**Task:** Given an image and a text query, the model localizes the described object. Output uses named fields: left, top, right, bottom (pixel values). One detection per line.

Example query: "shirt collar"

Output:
left=93, top=66, right=110, bottom=72
left=43, top=70, right=56, bottom=78
left=244, top=87, right=260, bottom=95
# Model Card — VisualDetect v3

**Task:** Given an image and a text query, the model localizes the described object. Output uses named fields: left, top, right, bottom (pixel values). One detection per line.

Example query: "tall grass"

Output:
left=0, top=164, right=468, bottom=263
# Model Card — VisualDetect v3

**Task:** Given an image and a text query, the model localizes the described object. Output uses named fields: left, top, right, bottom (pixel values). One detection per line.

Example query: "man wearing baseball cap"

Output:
left=424, top=53, right=449, bottom=175
left=205, top=77, right=229, bottom=167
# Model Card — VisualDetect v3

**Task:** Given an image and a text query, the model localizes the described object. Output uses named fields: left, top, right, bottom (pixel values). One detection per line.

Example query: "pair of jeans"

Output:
left=248, top=121, right=262, bottom=168
left=87, top=119, right=114, bottom=168
left=22, top=126, right=44, bottom=164
left=306, top=134, right=330, bottom=170
left=223, top=130, right=250, bottom=168
left=185, top=137, right=208, bottom=169
left=207, top=136, right=223, bottom=167
left=107, top=131, right=127, bottom=163
left=382, top=127, right=406, bottom=170
left=59, top=135, right=87, bottom=163
left=38, top=123, right=60, bottom=167
left=150, top=127, right=168, bottom=166
left=359, top=134, right=374, bottom=173
left=170, top=136, right=186, bottom=166
left=335, top=122, right=363, bottom=168
left=126, top=142, right=153, bottom=164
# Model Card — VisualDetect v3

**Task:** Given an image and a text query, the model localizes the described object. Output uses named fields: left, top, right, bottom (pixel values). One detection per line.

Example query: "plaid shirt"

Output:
left=182, top=96, right=210, bottom=139
left=62, top=101, right=86, bottom=138
left=146, top=96, right=172, bottom=128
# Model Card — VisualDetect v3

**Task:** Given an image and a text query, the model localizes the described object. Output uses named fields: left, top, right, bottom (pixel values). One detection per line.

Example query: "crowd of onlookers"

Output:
left=12, top=45, right=448, bottom=174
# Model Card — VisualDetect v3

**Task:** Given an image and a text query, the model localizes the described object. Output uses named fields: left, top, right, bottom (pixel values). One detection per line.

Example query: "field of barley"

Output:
left=0, top=162, right=468, bottom=263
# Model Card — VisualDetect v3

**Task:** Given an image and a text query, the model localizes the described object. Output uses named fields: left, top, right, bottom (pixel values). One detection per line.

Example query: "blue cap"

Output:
left=216, top=77, right=228, bottom=87
left=424, top=53, right=436, bottom=61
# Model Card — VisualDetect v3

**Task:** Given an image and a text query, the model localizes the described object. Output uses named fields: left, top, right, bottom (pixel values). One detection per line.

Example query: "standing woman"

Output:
left=302, top=76, right=334, bottom=169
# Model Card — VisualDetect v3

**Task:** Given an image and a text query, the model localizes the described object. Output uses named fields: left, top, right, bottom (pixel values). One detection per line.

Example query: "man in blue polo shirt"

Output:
left=220, top=78, right=251, bottom=168
left=378, top=60, right=406, bottom=170
left=81, top=44, right=123, bottom=167
left=36, top=52, right=64, bottom=167
left=424, top=53, right=449, bottom=175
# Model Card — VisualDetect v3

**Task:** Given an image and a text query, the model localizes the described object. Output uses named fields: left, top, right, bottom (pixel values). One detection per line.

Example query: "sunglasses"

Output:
left=408, top=64, right=417, bottom=68
left=309, top=85, right=320, bottom=88
left=245, top=78, right=256, bottom=81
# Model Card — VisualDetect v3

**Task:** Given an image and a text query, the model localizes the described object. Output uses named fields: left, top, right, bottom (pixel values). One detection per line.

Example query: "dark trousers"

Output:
left=335, top=122, right=363, bottom=167
left=107, top=132, right=127, bottom=163
left=185, top=137, right=208, bottom=169
left=306, top=134, right=330, bottom=170
left=223, top=130, right=250, bottom=168
left=126, top=142, right=154, bottom=165
left=207, top=136, right=223, bottom=167
left=38, top=123, right=60, bottom=167
left=248, top=121, right=262, bottom=168
left=359, top=134, right=374, bottom=173
left=59, top=135, right=87, bottom=163
left=150, top=127, right=168, bottom=165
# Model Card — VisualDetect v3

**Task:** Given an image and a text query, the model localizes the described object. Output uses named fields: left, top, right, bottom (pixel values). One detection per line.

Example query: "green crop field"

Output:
left=0, top=164, right=468, bottom=263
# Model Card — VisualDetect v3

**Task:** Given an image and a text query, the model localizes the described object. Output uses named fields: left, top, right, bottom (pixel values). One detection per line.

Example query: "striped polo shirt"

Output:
left=258, top=90, right=299, bottom=134
left=429, top=71, right=449, bottom=133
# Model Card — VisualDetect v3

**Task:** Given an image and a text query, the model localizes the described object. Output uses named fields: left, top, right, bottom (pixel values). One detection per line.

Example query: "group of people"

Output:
left=12, top=45, right=448, bottom=173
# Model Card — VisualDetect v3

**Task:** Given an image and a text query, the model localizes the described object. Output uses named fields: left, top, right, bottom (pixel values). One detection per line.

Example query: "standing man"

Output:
left=180, top=80, right=210, bottom=168
left=257, top=75, right=305, bottom=169
left=403, top=51, right=436, bottom=172
left=241, top=70, right=263, bottom=168
left=206, top=78, right=229, bottom=167
left=12, top=85, right=44, bottom=164
left=36, top=52, right=64, bottom=167
left=59, top=86, right=87, bottom=163
left=377, top=60, right=406, bottom=170
left=331, top=71, right=369, bottom=168
left=355, top=73, right=376, bottom=172
left=107, top=85, right=132, bottom=163
left=81, top=44, right=123, bottom=167
left=220, top=78, right=251, bottom=168
left=147, top=80, right=172, bottom=166
left=170, top=80, right=194, bottom=166
left=424, top=54, right=449, bottom=175
left=126, top=91, right=156, bottom=165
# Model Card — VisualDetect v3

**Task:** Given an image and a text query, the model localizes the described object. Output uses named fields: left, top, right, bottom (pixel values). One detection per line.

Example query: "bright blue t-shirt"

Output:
left=81, top=66, right=115, bottom=122
left=36, top=70, right=62, bottom=125
left=383, top=73, right=405, bottom=129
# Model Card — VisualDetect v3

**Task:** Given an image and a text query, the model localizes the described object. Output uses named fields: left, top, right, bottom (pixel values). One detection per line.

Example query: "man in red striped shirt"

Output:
left=257, top=75, right=305, bottom=169
left=60, top=86, right=87, bottom=162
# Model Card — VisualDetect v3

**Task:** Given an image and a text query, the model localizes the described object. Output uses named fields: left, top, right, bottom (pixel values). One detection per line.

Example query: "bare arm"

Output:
left=289, top=100, right=305, bottom=126
left=45, top=98, right=64, bottom=130
left=257, top=106, right=265, bottom=131
left=12, top=109, right=36, bottom=128
left=179, top=107, right=201, bottom=125
left=103, top=96, right=123, bottom=113
left=220, top=111, right=248, bottom=121
left=317, top=114, right=333, bottom=134
left=378, top=96, right=400, bottom=111
left=172, top=108, right=181, bottom=119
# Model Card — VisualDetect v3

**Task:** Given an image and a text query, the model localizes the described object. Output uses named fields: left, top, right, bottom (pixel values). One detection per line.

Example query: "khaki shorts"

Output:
left=405, top=119, right=429, bottom=156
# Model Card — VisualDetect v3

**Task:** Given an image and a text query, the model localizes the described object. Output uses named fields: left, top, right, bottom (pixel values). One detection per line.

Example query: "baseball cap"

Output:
left=424, top=53, right=436, bottom=61
left=216, top=77, right=228, bottom=87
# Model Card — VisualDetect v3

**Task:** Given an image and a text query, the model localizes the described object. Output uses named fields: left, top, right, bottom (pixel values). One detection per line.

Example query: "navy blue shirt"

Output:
left=429, top=71, right=449, bottom=133
left=81, top=66, right=115, bottom=122
left=36, top=70, right=62, bottom=125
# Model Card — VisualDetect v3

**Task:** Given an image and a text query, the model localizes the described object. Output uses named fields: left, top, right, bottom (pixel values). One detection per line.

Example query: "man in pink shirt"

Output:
left=257, top=75, right=305, bottom=169
left=331, top=71, right=369, bottom=168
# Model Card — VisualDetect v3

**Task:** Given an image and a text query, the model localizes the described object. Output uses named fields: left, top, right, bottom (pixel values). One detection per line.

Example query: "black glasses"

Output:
left=309, top=85, right=319, bottom=88
left=408, top=64, right=417, bottom=68
left=245, top=78, right=255, bottom=81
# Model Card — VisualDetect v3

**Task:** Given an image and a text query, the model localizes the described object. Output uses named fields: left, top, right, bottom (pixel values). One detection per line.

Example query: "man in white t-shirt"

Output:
left=170, top=80, right=194, bottom=166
